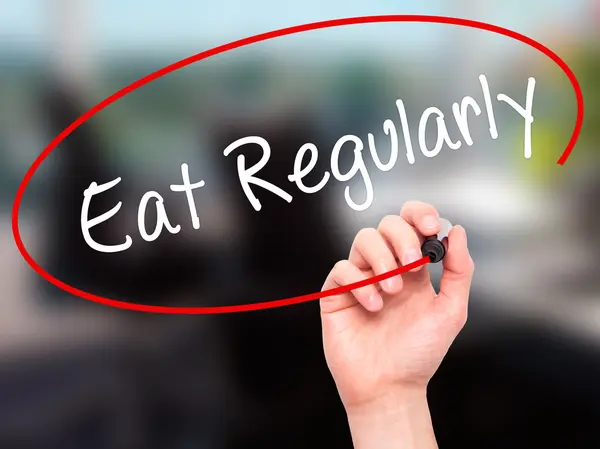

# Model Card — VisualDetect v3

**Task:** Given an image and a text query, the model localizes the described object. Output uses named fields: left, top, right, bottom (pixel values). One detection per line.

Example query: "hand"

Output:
left=320, top=201, right=474, bottom=413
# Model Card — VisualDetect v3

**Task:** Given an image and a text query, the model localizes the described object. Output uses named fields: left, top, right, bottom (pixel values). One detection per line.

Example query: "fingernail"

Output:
left=422, top=215, right=439, bottom=230
left=383, top=276, right=399, bottom=292
left=369, top=292, right=383, bottom=311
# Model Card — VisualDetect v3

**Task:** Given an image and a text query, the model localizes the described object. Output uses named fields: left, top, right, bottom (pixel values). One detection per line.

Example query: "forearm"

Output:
left=346, top=387, right=438, bottom=449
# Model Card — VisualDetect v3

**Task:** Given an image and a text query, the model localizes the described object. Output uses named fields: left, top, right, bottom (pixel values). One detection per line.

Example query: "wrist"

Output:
left=345, top=386, right=437, bottom=449
left=345, top=384, right=429, bottom=421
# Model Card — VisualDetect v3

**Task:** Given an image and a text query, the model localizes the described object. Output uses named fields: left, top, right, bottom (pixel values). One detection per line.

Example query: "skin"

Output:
left=320, top=201, right=475, bottom=449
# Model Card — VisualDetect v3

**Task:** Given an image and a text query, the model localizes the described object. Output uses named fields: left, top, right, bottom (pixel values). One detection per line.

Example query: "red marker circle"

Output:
left=12, top=15, right=584, bottom=314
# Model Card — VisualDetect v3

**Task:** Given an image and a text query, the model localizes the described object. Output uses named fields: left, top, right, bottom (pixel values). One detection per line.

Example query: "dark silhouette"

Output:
left=39, top=80, right=212, bottom=304
left=209, top=107, right=352, bottom=448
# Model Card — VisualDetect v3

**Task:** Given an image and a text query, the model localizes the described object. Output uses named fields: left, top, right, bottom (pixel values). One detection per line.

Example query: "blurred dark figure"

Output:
left=20, top=79, right=235, bottom=449
left=428, top=315, right=600, bottom=449
left=209, top=107, right=352, bottom=449
left=36, top=79, right=352, bottom=449
left=39, top=79, right=212, bottom=304
left=39, top=79, right=122, bottom=298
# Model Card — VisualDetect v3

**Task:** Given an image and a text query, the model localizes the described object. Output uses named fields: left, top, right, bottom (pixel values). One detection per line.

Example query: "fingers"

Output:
left=378, top=215, right=425, bottom=273
left=349, top=228, right=403, bottom=295
left=348, top=203, right=442, bottom=285
left=323, top=201, right=448, bottom=316
left=321, top=260, right=382, bottom=314
left=438, top=225, right=475, bottom=321
left=400, top=201, right=441, bottom=237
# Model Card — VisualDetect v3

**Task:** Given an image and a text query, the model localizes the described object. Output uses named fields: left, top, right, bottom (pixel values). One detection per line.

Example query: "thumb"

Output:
left=438, top=225, right=475, bottom=314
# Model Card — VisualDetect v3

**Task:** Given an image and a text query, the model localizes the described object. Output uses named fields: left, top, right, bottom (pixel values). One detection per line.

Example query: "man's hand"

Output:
left=320, top=201, right=474, bottom=448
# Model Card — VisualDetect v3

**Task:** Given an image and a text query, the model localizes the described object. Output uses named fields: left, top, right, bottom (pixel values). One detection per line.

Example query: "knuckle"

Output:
left=450, top=310, right=467, bottom=329
left=325, top=260, right=351, bottom=290
left=450, top=306, right=468, bottom=329
left=401, top=199, right=419, bottom=210
left=354, top=227, right=378, bottom=245
left=333, top=259, right=351, bottom=273
left=465, top=256, right=475, bottom=274
left=460, top=310, right=469, bottom=328
left=454, top=256, right=475, bottom=277
left=401, top=200, right=434, bottom=214
left=399, top=201, right=413, bottom=216
left=378, top=214, right=398, bottom=231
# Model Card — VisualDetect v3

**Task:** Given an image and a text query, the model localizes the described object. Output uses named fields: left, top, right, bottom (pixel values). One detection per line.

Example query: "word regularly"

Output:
left=81, top=74, right=535, bottom=253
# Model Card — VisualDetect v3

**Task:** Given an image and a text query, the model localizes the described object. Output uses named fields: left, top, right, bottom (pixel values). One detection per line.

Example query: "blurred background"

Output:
left=1, top=0, right=599, bottom=448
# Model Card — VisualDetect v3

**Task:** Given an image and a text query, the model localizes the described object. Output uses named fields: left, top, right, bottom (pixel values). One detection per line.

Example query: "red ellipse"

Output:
left=12, top=15, right=584, bottom=314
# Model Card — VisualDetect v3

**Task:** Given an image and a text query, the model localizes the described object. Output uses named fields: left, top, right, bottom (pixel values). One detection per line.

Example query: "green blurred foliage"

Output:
left=573, top=44, right=600, bottom=154
left=516, top=42, right=599, bottom=185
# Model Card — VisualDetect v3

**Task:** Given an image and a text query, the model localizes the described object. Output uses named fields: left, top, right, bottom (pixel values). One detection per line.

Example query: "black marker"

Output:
left=421, top=218, right=452, bottom=264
